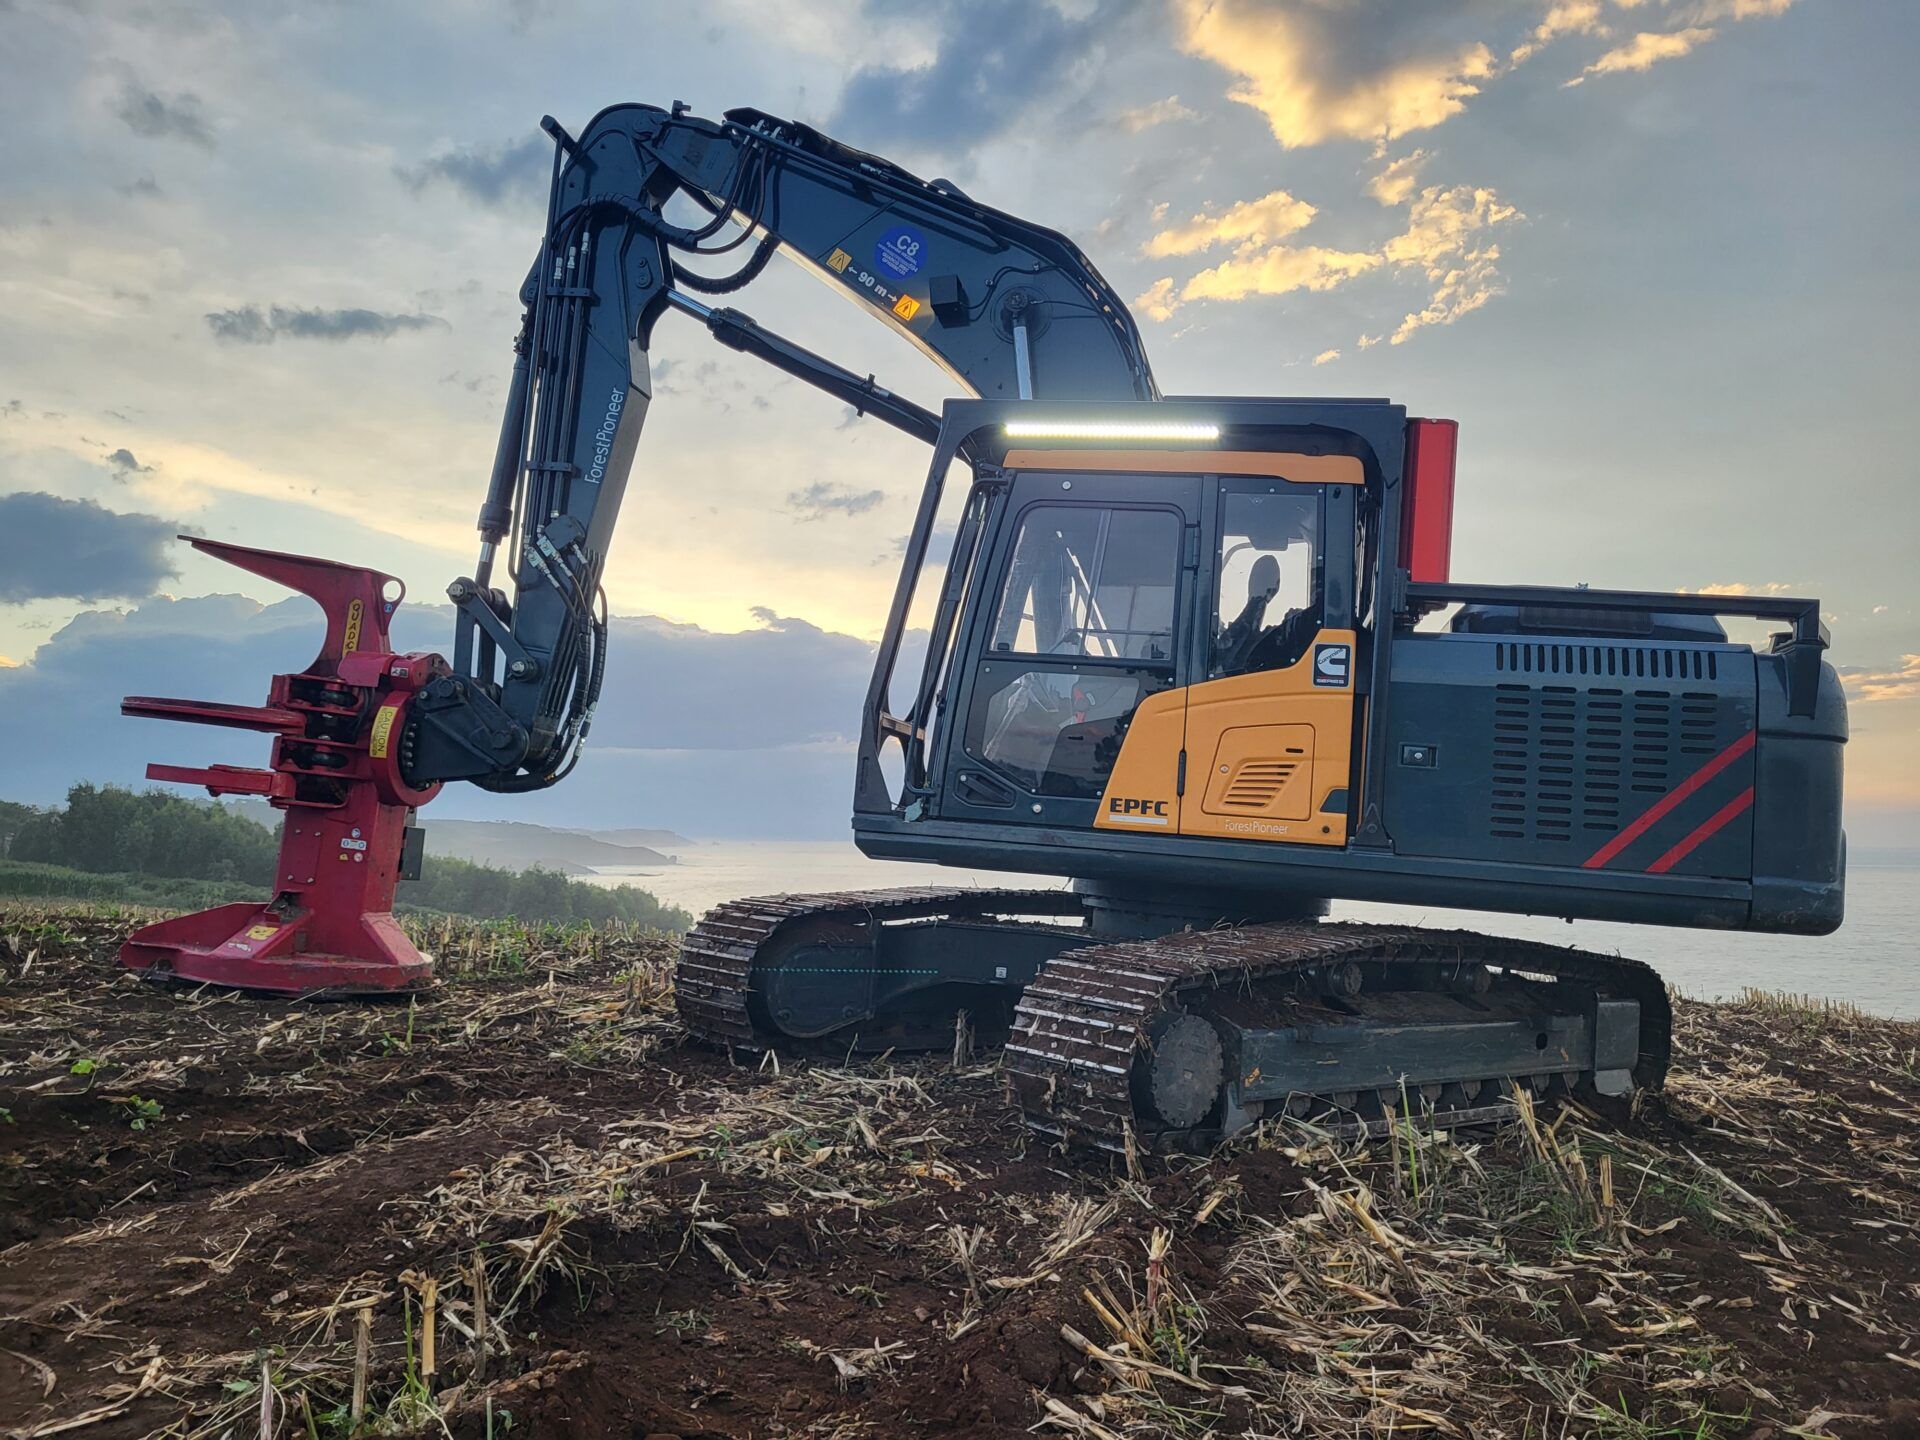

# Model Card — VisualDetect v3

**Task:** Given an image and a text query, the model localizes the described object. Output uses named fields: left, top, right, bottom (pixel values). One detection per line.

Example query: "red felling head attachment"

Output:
left=119, top=537, right=448, bottom=995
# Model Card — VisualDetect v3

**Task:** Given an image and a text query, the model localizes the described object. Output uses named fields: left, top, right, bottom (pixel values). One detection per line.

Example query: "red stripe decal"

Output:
left=1582, top=729, right=1756, bottom=870
left=1647, top=787, right=1755, bottom=874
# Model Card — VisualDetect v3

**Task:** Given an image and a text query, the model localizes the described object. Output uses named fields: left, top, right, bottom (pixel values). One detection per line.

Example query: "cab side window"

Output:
left=990, top=506, right=1179, bottom=662
left=970, top=504, right=1180, bottom=798
left=1212, top=490, right=1322, bottom=677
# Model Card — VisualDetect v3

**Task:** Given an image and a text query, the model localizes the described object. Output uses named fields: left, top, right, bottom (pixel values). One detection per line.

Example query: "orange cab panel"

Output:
left=1092, top=688, right=1185, bottom=834
left=1179, top=629, right=1356, bottom=847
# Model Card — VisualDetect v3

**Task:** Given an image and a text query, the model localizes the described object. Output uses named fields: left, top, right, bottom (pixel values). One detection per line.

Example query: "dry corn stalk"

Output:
left=350, top=1308, right=372, bottom=1424
left=950, top=1224, right=986, bottom=1306
left=1144, top=1226, right=1171, bottom=1326
left=469, top=1251, right=489, bottom=1381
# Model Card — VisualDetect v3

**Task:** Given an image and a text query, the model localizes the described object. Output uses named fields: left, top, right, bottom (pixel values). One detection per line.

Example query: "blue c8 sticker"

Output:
left=875, top=226, right=925, bottom=279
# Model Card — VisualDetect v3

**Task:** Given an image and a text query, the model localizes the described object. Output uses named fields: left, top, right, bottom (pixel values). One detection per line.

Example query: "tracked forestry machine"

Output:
left=123, top=104, right=1847, bottom=1152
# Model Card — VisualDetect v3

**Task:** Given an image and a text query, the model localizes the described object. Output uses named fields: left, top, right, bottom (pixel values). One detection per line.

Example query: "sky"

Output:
left=0, top=0, right=1915, bottom=842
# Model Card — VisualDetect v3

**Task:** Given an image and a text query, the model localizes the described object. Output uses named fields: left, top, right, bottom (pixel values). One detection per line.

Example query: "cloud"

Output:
left=1312, top=348, right=1340, bottom=365
left=1696, top=0, right=1795, bottom=19
left=788, top=481, right=887, bottom=521
left=1388, top=245, right=1506, bottom=343
left=105, top=447, right=152, bottom=477
left=1367, top=150, right=1430, bottom=207
left=1510, top=0, right=1608, bottom=66
left=1174, top=0, right=1496, bottom=150
left=1677, top=581, right=1797, bottom=596
left=113, top=82, right=214, bottom=148
left=1120, top=96, right=1198, bottom=133
left=205, top=306, right=447, bottom=345
left=830, top=0, right=1124, bottom=147
left=1840, top=656, right=1920, bottom=704
left=1142, top=169, right=1516, bottom=332
left=1381, top=183, right=1522, bottom=343
left=396, top=135, right=548, bottom=207
left=0, top=593, right=895, bottom=836
left=1565, top=0, right=1795, bottom=82
left=1177, top=0, right=1796, bottom=135
left=1134, top=277, right=1178, bottom=323
left=1383, top=184, right=1521, bottom=270
left=1571, top=25, right=1717, bottom=81
left=1143, top=190, right=1318, bottom=258
left=1141, top=16, right=1525, bottom=335
left=0, top=493, right=181, bottom=603
left=1182, top=245, right=1384, bottom=305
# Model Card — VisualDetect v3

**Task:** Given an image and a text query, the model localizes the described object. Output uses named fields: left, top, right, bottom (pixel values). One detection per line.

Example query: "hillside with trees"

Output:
left=3, top=785, right=689, bottom=930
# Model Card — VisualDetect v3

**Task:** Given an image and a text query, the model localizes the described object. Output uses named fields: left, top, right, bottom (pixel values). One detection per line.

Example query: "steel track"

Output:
left=1005, top=923, right=1671, bottom=1153
left=674, top=886, right=1085, bottom=1048
left=674, top=888, right=1672, bottom=1154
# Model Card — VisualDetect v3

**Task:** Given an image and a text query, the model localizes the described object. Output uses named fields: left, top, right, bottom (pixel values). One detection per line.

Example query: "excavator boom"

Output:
left=408, top=103, right=1157, bottom=794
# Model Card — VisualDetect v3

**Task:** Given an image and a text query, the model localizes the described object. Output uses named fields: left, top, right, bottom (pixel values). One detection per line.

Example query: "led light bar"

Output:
left=1003, top=420, right=1220, bottom=442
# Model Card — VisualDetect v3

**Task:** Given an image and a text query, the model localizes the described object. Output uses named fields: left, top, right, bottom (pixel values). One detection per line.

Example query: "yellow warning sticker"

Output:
left=892, top=294, right=921, bottom=321
left=246, top=924, right=277, bottom=940
left=343, top=598, right=364, bottom=653
left=369, top=703, right=399, bottom=759
left=826, top=248, right=853, bottom=273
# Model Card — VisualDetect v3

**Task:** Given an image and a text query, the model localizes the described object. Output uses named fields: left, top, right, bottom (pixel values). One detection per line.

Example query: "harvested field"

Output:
left=1, top=906, right=1916, bottom=1439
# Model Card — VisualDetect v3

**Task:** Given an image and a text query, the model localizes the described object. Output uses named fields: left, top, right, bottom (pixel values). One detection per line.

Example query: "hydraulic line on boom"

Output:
left=403, top=103, right=1157, bottom=797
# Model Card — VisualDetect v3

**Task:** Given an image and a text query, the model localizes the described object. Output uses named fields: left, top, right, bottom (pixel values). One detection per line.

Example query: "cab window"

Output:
left=970, top=503, right=1180, bottom=798
left=990, top=505, right=1179, bottom=662
left=1212, top=489, right=1322, bottom=677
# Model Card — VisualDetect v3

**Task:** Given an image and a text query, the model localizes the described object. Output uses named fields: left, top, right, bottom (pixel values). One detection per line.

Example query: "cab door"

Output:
left=938, top=469, right=1201, bottom=829
left=1177, top=481, right=1357, bottom=847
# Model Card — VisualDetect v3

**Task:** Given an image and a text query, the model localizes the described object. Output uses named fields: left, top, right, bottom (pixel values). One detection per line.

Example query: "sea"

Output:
left=585, top=842, right=1918, bottom=1019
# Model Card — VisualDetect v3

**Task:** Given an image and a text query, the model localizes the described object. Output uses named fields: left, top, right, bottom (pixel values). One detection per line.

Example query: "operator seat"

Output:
left=1215, top=554, right=1281, bottom=674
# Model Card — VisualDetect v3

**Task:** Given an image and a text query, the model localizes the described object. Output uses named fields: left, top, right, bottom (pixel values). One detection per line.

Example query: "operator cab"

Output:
left=856, top=398, right=1380, bottom=854
left=852, top=398, right=1846, bottom=938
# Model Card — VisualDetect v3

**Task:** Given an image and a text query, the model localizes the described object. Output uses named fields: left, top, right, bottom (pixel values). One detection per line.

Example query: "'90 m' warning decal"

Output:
left=821, top=244, right=922, bottom=322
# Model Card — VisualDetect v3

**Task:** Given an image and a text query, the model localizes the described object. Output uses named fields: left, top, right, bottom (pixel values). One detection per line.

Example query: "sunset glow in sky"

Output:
left=1, top=0, right=1914, bottom=839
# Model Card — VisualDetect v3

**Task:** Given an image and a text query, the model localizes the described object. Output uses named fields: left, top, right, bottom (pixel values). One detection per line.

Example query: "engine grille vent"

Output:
left=1494, top=642, right=1718, bottom=682
left=1221, top=760, right=1300, bottom=810
left=1487, top=683, right=1725, bottom=844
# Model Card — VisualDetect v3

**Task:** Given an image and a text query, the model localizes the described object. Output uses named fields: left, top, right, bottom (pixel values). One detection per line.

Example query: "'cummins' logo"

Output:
left=1313, top=643, right=1351, bottom=688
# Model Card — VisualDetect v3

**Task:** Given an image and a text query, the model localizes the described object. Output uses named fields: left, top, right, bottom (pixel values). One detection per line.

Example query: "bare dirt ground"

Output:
left=1, top=907, right=1917, bottom=1439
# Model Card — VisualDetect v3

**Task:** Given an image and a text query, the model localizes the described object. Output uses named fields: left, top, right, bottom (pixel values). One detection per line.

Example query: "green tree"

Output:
left=5, top=784, right=689, bottom=930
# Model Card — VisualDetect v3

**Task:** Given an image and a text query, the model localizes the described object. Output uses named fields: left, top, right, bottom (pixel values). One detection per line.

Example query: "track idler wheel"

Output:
left=1136, top=1012, right=1224, bottom=1129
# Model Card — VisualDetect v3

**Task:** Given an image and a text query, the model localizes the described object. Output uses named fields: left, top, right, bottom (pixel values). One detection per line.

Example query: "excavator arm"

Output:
left=406, top=102, right=1157, bottom=792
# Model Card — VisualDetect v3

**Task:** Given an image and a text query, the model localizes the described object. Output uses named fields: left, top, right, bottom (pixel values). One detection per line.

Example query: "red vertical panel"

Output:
left=1402, top=418, right=1458, bottom=583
